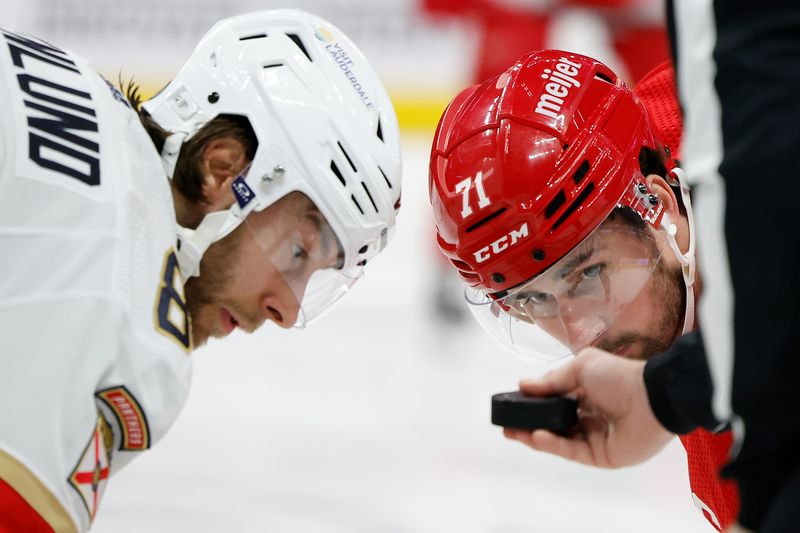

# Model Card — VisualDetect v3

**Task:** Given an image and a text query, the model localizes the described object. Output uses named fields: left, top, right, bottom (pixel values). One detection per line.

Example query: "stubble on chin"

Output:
left=183, top=231, right=241, bottom=349
left=594, top=262, right=685, bottom=361
left=594, top=333, right=671, bottom=360
left=189, top=318, right=210, bottom=348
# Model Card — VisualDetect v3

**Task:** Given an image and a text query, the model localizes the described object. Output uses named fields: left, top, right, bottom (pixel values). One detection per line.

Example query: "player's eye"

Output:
left=528, top=291, right=551, bottom=304
left=291, top=244, right=308, bottom=261
left=511, top=290, right=553, bottom=310
left=580, top=264, right=603, bottom=280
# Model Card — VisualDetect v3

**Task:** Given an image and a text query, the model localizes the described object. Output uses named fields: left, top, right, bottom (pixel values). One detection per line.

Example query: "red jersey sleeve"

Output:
left=679, top=429, right=740, bottom=531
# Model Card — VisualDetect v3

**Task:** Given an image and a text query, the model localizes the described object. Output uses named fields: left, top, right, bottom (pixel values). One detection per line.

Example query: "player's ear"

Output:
left=646, top=173, right=692, bottom=255
left=645, top=174, right=680, bottom=218
left=199, top=137, right=246, bottom=212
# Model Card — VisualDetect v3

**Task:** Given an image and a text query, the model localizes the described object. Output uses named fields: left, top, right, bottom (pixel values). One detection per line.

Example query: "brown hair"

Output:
left=123, top=78, right=258, bottom=203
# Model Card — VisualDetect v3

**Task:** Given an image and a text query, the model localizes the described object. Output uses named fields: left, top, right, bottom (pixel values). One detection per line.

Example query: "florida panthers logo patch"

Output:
left=96, top=385, right=150, bottom=451
left=68, top=414, right=113, bottom=522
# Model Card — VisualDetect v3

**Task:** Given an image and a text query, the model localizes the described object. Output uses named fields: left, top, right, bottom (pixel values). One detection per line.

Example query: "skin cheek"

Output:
left=610, top=292, right=659, bottom=339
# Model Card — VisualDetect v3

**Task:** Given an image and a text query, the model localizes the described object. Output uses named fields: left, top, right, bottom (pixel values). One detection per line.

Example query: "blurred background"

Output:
left=2, top=1, right=713, bottom=531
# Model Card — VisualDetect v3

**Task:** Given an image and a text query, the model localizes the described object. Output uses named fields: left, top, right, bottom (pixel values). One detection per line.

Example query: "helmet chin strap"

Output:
left=160, top=131, right=255, bottom=279
left=659, top=167, right=697, bottom=335
left=176, top=210, right=245, bottom=279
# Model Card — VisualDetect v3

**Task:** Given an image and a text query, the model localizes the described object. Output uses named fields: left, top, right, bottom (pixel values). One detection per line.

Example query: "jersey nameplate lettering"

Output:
left=1, top=29, right=100, bottom=186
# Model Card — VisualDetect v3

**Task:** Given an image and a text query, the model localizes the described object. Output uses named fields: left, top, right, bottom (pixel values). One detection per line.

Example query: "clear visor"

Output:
left=244, top=192, right=360, bottom=328
left=467, top=209, right=667, bottom=362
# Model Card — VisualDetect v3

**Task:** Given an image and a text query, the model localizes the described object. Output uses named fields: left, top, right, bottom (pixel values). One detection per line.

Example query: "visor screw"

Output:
left=358, top=245, right=368, bottom=254
left=637, top=183, right=648, bottom=194
left=273, top=165, right=286, bottom=176
left=207, top=92, right=220, bottom=104
left=492, top=273, right=505, bottom=284
left=261, top=174, right=273, bottom=183
left=532, top=249, right=546, bottom=261
left=648, top=194, right=659, bottom=205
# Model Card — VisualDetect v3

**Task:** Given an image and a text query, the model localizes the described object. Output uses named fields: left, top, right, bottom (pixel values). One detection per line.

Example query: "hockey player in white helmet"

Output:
left=0, top=10, right=400, bottom=532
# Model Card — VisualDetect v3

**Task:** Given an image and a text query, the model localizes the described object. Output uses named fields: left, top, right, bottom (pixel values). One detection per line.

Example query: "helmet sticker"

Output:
left=473, top=222, right=529, bottom=264
left=232, top=176, right=256, bottom=208
left=535, top=57, right=583, bottom=119
left=321, top=37, right=375, bottom=110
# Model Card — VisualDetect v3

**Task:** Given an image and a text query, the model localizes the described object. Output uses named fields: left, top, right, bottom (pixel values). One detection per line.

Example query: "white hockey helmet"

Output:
left=143, top=9, right=402, bottom=326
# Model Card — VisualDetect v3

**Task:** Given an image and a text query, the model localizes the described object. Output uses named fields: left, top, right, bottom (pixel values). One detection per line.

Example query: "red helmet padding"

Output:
left=430, top=49, right=661, bottom=293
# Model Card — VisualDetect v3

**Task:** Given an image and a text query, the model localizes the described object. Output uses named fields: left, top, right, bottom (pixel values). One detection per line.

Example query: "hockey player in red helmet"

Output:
left=429, top=51, right=737, bottom=531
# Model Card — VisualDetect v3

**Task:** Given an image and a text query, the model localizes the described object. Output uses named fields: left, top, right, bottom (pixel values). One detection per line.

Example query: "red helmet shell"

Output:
left=429, top=49, right=661, bottom=293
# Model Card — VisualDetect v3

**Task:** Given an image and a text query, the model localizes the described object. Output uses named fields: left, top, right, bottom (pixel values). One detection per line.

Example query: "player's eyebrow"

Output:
left=556, top=248, right=595, bottom=279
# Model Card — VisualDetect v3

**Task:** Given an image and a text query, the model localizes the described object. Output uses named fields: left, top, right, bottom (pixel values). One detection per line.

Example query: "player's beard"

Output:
left=593, top=260, right=686, bottom=360
left=184, top=228, right=252, bottom=347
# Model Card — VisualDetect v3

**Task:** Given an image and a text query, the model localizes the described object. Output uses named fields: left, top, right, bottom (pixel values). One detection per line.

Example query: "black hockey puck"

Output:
left=491, top=391, right=578, bottom=434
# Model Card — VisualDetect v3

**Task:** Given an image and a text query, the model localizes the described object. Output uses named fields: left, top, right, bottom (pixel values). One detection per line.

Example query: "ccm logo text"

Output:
left=473, top=223, right=529, bottom=264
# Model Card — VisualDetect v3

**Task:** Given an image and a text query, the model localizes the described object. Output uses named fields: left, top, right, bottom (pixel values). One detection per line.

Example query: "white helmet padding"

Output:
left=143, top=9, right=402, bottom=289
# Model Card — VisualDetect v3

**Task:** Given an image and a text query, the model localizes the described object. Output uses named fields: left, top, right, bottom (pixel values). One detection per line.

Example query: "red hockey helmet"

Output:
left=430, top=49, right=667, bottom=293
left=429, top=50, right=680, bottom=360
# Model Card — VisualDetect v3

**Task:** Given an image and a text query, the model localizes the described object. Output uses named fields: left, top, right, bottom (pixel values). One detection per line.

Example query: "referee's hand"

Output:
left=504, top=347, right=673, bottom=469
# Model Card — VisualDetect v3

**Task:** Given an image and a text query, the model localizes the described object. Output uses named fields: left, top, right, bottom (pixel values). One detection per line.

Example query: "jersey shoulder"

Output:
left=0, top=28, right=191, bottom=351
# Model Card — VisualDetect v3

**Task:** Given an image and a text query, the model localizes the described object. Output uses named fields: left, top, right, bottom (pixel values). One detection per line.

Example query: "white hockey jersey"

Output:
left=0, top=29, right=192, bottom=532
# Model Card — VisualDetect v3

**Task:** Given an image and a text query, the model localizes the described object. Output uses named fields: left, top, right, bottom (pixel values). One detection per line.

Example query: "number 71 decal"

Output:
left=455, top=170, right=492, bottom=219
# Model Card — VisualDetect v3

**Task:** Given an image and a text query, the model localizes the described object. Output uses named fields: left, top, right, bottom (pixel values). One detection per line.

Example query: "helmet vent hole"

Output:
left=330, top=161, right=346, bottom=186
left=378, top=165, right=393, bottom=189
left=239, top=33, right=267, bottom=41
left=572, top=160, right=590, bottom=185
left=286, top=33, right=313, bottom=62
left=594, top=71, right=614, bottom=84
left=545, top=190, right=566, bottom=219
left=466, top=207, right=506, bottom=233
left=337, top=141, right=358, bottom=172
left=450, top=259, right=470, bottom=270
left=376, top=117, right=384, bottom=142
left=361, top=182, right=379, bottom=213
left=552, top=182, right=596, bottom=230
left=263, top=62, right=283, bottom=69
left=350, top=194, right=364, bottom=215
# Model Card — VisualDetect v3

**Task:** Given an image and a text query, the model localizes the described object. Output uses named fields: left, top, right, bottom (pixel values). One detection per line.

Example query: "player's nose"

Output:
left=256, top=267, right=307, bottom=329
left=558, top=301, right=609, bottom=350
left=260, top=291, right=300, bottom=329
